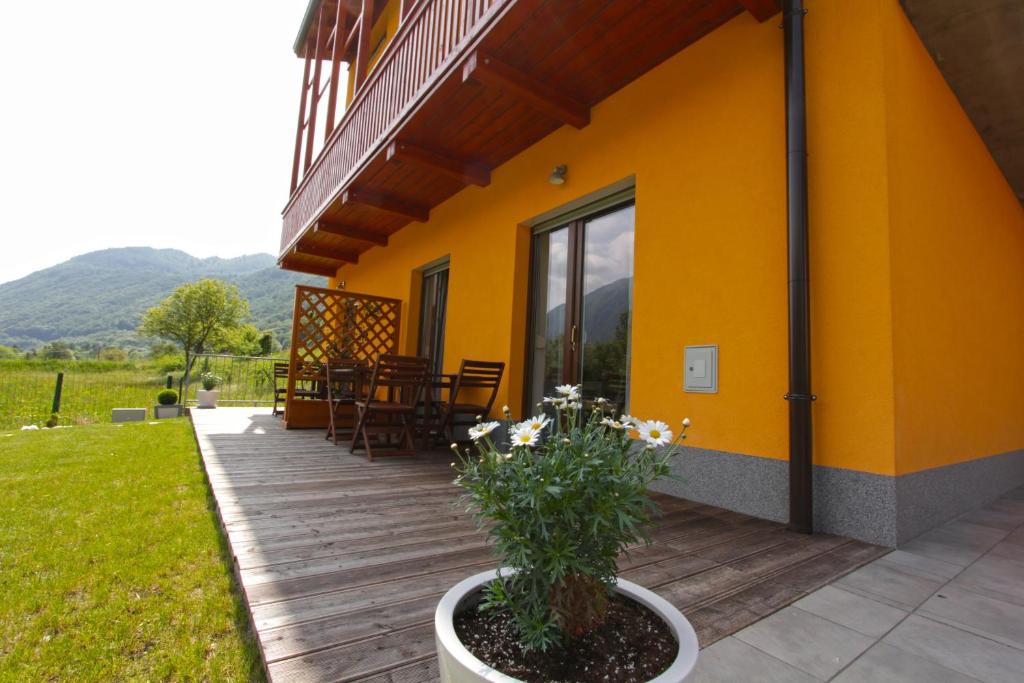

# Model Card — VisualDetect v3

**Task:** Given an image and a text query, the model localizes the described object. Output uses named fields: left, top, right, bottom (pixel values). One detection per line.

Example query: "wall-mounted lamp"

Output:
left=548, top=164, right=567, bottom=185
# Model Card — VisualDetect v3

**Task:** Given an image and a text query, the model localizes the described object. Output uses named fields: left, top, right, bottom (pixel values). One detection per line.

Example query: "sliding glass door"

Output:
left=527, top=202, right=634, bottom=413
left=418, top=263, right=449, bottom=376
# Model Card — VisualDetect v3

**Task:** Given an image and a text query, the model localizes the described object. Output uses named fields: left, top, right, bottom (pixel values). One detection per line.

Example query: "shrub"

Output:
left=157, top=389, right=179, bottom=406
left=200, top=373, right=221, bottom=391
left=45, top=413, right=59, bottom=428
left=454, top=385, right=690, bottom=652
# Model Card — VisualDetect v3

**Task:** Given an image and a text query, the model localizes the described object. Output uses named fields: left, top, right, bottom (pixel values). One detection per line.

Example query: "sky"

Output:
left=0, top=0, right=309, bottom=284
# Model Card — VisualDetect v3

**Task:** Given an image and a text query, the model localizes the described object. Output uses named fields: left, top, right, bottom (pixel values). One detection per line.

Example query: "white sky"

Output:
left=0, top=0, right=309, bottom=284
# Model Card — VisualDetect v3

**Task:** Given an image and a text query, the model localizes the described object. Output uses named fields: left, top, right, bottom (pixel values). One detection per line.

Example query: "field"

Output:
left=0, top=356, right=280, bottom=430
left=0, top=419, right=264, bottom=681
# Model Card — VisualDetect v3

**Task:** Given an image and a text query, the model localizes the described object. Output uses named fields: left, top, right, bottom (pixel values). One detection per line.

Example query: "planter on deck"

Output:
left=195, top=389, right=220, bottom=409
left=435, top=569, right=699, bottom=683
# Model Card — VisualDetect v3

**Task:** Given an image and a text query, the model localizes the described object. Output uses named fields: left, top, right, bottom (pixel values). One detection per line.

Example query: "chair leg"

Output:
left=351, top=407, right=367, bottom=453
left=400, top=413, right=415, bottom=454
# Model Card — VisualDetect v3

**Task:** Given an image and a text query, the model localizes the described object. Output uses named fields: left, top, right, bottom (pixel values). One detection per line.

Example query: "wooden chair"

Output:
left=351, top=354, right=431, bottom=460
left=324, top=358, right=367, bottom=445
left=419, top=372, right=458, bottom=448
left=438, top=360, right=505, bottom=443
left=272, top=362, right=288, bottom=416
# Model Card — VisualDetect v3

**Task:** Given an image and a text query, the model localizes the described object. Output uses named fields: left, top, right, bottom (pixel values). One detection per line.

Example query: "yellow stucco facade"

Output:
left=329, top=0, right=1024, bottom=480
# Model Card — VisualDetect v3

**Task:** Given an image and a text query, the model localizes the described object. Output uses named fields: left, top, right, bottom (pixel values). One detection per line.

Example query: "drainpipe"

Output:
left=783, top=0, right=815, bottom=534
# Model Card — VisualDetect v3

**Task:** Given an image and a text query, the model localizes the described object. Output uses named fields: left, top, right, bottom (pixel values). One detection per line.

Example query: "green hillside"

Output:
left=0, top=248, right=323, bottom=351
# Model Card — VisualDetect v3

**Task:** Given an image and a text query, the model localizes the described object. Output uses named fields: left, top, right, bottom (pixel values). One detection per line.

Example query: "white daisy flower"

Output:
left=468, top=421, right=500, bottom=441
left=568, top=401, right=582, bottom=410
left=620, top=414, right=639, bottom=428
left=521, top=414, right=550, bottom=432
left=510, top=424, right=540, bottom=447
left=554, top=384, right=580, bottom=400
left=600, top=417, right=624, bottom=429
left=638, top=420, right=673, bottom=447
left=682, top=417, right=691, bottom=427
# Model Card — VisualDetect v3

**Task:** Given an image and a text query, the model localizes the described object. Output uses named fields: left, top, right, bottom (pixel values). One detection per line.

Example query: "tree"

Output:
left=0, top=344, right=21, bottom=359
left=97, top=347, right=128, bottom=362
left=38, top=341, right=76, bottom=360
left=139, top=279, right=249, bottom=383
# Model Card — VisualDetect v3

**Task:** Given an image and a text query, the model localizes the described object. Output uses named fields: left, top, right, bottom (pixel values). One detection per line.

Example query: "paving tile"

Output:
left=884, top=615, right=1024, bottom=683
left=877, top=549, right=963, bottom=580
left=832, top=642, right=979, bottom=683
left=1004, top=527, right=1024, bottom=547
left=920, top=584, right=1024, bottom=650
left=958, top=507, right=1024, bottom=532
left=794, top=585, right=907, bottom=638
left=989, top=540, right=1024, bottom=563
left=951, top=553, right=1024, bottom=607
left=734, top=606, right=873, bottom=679
left=835, top=560, right=945, bottom=610
left=940, top=520, right=1011, bottom=546
left=688, top=636, right=820, bottom=683
left=900, top=524, right=1001, bottom=567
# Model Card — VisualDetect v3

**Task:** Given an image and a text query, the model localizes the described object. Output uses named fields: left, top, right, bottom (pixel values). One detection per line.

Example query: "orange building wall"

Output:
left=330, top=0, right=1022, bottom=478
left=880, top=2, right=1024, bottom=476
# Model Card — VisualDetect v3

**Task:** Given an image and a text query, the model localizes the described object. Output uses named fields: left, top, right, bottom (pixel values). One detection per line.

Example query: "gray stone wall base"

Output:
left=651, top=446, right=1024, bottom=547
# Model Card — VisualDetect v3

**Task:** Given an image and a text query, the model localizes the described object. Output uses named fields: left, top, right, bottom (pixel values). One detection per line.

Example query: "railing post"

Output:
left=51, top=372, right=64, bottom=414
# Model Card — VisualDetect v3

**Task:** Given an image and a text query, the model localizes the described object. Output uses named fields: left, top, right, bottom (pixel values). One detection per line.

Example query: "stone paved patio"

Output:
left=692, top=485, right=1024, bottom=682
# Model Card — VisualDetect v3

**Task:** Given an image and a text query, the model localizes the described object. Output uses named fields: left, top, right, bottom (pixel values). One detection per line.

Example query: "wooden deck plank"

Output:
left=193, top=408, right=887, bottom=681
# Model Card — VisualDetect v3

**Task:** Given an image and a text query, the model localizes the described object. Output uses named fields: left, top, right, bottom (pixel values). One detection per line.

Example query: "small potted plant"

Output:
left=195, top=373, right=221, bottom=409
left=154, top=389, right=182, bottom=419
left=436, top=385, right=698, bottom=682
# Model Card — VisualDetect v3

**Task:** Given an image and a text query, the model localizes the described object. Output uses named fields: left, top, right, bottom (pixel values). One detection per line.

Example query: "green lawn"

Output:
left=0, top=419, right=264, bottom=681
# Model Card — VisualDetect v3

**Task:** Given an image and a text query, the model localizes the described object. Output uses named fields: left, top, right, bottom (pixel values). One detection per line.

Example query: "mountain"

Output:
left=545, top=277, right=631, bottom=343
left=0, top=247, right=323, bottom=350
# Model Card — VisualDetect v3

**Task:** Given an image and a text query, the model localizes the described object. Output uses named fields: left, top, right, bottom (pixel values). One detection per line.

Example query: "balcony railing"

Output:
left=281, top=0, right=507, bottom=254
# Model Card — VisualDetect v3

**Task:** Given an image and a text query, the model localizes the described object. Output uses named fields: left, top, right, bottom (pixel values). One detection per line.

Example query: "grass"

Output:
left=0, top=419, right=264, bottom=681
left=0, top=357, right=279, bottom=430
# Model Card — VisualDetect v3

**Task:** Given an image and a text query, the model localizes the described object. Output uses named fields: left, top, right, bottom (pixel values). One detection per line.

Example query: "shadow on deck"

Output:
left=191, top=408, right=886, bottom=682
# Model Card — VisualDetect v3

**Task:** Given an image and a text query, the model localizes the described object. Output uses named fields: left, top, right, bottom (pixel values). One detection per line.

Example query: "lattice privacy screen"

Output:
left=287, top=285, right=402, bottom=403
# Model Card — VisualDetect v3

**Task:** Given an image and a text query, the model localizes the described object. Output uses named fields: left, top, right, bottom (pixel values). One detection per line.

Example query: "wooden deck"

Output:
left=192, top=408, right=886, bottom=683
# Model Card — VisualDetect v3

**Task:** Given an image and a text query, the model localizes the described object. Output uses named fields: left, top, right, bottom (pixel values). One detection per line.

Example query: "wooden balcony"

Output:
left=280, top=0, right=780, bottom=276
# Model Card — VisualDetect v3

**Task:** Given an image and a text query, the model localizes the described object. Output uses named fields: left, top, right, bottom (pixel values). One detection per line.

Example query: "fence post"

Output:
left=51, top=372, right=64, bottom=414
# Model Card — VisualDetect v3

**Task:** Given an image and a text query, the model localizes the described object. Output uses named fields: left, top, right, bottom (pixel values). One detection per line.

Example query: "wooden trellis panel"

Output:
left=285, top=284, right=402, bottom=428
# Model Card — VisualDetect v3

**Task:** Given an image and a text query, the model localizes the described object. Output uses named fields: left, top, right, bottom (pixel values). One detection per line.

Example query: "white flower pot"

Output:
left=435, top=569, right=699, bottom=683
left=195, top=389, right=219, bottom=409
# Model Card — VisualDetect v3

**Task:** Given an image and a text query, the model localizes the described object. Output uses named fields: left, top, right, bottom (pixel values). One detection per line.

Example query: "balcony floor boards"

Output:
left=193, top=408, right=884, bottom=682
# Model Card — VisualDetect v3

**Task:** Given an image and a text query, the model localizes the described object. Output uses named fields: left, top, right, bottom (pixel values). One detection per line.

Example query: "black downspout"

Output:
left=784, top=0, right=815, bottom=534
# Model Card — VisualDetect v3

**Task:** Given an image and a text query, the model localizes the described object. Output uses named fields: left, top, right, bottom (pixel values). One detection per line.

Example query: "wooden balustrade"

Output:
left=281, top=0, right=506, bottom=254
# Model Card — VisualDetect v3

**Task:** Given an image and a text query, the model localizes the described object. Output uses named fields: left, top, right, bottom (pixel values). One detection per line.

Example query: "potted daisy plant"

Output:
left=435, top=384, right=698, bottom=682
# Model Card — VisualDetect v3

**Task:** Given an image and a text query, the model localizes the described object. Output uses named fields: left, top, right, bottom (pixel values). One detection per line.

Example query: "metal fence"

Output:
left=184, top=354, right=283, bottom=406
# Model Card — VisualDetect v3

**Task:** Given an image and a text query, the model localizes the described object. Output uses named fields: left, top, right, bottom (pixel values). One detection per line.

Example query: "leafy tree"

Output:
left=139, top=279, right=249, bottom=383
left=213, top=323, right=263, bottom=356
left=97, top=347, right=128, bottom=362
left=258, top=331, right=280, bottom=356
left=38, top=341, right=76, bottom=360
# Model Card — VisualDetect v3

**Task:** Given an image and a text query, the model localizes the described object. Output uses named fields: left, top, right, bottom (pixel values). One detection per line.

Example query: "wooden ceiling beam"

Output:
left=386, top=140, right=490, bottom=187
left=313, top=220, right=389, bottom=246
left=738, top=0, right=780, bottom=22
left=280, top=259, right=338, bottom=278
left=342, top=188, right=429, bottom=222
left=462, top=50, right=589, bottom=129
left=291, top=243, right=360, bottom=263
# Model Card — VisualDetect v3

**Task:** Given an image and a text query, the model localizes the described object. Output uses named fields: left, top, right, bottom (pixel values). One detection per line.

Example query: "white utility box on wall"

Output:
left=684, top=345, right=718, bottom=393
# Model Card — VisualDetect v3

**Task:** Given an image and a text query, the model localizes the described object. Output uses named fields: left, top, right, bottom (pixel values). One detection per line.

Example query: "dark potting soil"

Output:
left=453, top=594, right=678, bottom=682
